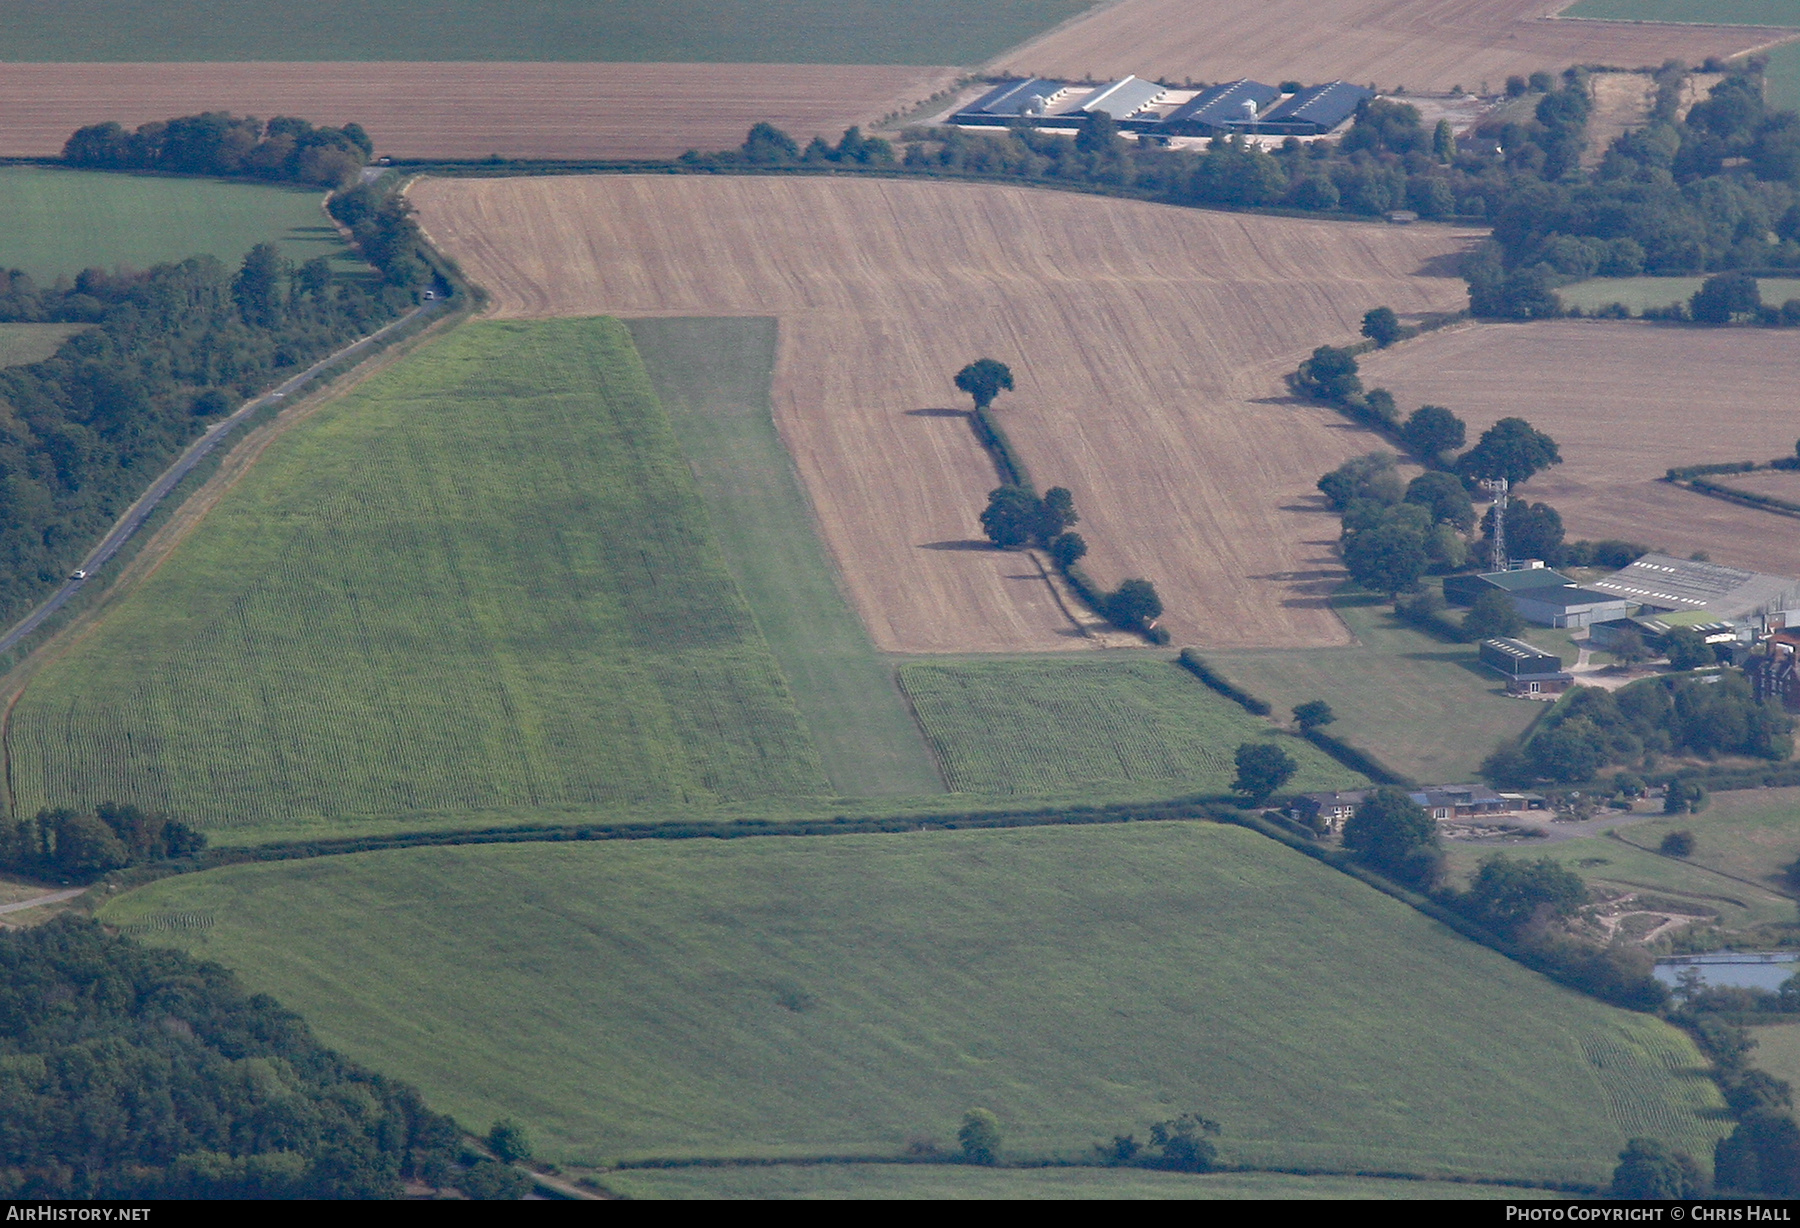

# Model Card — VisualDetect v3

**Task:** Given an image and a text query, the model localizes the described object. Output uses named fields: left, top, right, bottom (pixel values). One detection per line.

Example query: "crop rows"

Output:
left=7, top=318, right=829, bottom=830
left=897, top=656, right=1362, bottom=798
left=1581, top=1024, right=1729, bottom=1161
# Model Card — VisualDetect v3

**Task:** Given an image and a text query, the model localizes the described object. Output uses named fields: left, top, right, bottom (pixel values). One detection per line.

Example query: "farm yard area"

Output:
left=0, top=63, right=962, bottom=162
left=99, top=823, right=1728, bottom=1185
left=1357, top=321, right=1800, bottom=579
left=412, top=174, right=1479, bottom=653
left=991, top=0, right=1799, bottom=96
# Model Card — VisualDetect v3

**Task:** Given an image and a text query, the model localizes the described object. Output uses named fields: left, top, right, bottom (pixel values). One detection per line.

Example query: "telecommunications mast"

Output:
left=1480, top=477, right=1509, bottom=571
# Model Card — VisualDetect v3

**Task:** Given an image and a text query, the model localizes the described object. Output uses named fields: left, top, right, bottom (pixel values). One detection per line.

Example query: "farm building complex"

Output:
left=1448, top=555, right=1800, bottom=636
left=953, top=77, right=1375, bottom=137
left=1292, top=785, right=1546, bottom=833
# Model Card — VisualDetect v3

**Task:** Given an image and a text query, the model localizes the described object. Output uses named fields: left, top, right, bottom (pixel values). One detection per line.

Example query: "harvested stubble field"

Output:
left=5, top=317, right=830, bottom=831
left=897, top=655, right=1360, bottom=797
left=100, top=823, right=1727, bottom=1182
left=413, top=174, right=1478, bottom=653
left=1710, top=469, right=1800, bottom=504
left=991, top=0, right=1797, bottom=95
left=0, top=63, right=959, bottom=162
left=1356, top=321, right=1800, bottom=579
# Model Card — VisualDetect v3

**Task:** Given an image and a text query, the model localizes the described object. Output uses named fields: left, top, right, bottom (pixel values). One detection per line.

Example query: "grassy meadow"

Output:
left=0, top=322, right=85, bottom=367
left=629, top=317, right=942, bottom=798
left=598, top=1166, right=1564, bottom=1200
left=898, top=655, right=1361, bottom=798
left=0, top=1, right=1091, bottom=63
left=102, top=822, right=1727, bottom=1184
left=1206, top=594, right=1541, bottom=784
left=1557, top=276, right=1800, bottom=316
left=0, top=167, right=356, bottom=282
left=6, top=317, right=830, bottom=833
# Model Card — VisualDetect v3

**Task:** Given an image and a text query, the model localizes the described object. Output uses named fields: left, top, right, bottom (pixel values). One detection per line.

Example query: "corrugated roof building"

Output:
left=1077, top=75, right=1167, bottom=119
left=1160, top=79, right=1282, bottom=136
left=953, top=78, right=1071, bottom=125
left=1251, top=81, right=1373, bottom=134
left=1588, top=553, right=1800, bottom=624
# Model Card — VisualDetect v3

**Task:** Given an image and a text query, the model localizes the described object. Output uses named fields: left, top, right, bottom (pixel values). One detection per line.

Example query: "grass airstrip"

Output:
left=0, top=166, right=355, bottom=282
left=7, top=317, right=830, bottom=831
left=101, top=821, right=1727, bottom=1186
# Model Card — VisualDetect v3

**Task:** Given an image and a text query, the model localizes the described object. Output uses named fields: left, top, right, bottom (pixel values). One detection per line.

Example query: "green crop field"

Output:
left=1205, top=594, right=1540, bottom=785
left=1557, top=276, right=1800, bottom=315
left=629, top=317, right=941, bottom=798
left=597, top=1165, right=1564, bottom=1199
left=0, top=1, right=1093, bottom=64
left=0, top=322, right=85, bottom=367
left=897, top=655, right=1360, bottom=798
left=1748, top=1024, right=1800, bottom=1092
left=0, top=167, right=356, bottom=283
left=5, top=317, right=830, bottom=834
left=101, top=823, right=1727, bottom=1184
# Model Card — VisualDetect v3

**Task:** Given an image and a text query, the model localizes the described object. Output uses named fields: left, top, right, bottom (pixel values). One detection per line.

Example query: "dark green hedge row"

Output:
left=971, top=405, right=1032, bottom=490
left=1685, top=477, right=1800, bottom=519
left=1300, top=728, right=1414, bottom=787
left=1175, top=648, right=1272, bottom=715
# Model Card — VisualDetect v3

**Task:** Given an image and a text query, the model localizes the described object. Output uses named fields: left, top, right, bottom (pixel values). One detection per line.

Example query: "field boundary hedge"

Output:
left=970, top=405, right=1031, bottom=491
left=1665, top=457, right=1800, bottom=520
left=1299, top=728, right=1413, bottom=787
left=1175, top=649, right=1271, bottom=715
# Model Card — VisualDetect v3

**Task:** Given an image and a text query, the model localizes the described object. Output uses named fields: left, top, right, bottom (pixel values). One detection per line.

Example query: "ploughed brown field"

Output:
left=0, top=63, right=958, bottom=161
left=414, top=175, right=1477, bottom=653
left=993, top=0, right=1797, bottom=95
left=1357, top=321, right=1800, bottom=579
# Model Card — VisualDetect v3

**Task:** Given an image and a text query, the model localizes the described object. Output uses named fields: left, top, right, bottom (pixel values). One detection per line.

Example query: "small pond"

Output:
left=1654, top=952, right=1800, bottom=992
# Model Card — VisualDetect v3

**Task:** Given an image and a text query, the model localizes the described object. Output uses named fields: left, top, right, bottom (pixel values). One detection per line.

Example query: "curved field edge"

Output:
left=4, top=316, right=831, bottom=832
left=100, top=823, right=1727, bottom=1184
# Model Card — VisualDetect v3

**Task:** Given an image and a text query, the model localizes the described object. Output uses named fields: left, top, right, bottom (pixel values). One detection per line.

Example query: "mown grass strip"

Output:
left=627, top=316, right=942, bottom=798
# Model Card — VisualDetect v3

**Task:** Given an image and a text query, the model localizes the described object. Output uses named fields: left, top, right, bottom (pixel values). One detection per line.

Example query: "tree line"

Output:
left=64, top=112, right=373, bottom=190
left=0, top=916, right=532, bottom=1199
left=958, top=359, right=1166, bottom=638
left=0, top=803, right=203, bottom=881
left=1485, top=671, right=1794, bottom=787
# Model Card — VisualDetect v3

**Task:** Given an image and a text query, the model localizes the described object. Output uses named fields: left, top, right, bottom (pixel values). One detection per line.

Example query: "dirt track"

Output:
left=414, top=174, right=1478, bottom=653
left=993, top=0, right=1797, bottom=94
left=1357, top=320, right=1800, bottom=579
left=0, top=63, right=959, bottom=161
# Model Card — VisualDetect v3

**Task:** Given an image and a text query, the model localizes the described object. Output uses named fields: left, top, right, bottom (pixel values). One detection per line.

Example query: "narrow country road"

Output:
left=0, top=297, right=445, bottom=659
left=0, top=888, right=84, bottom=916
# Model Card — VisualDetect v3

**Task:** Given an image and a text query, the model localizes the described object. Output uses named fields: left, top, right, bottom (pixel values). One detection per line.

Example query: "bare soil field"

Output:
left=1357, top=321, right=1800, bottom=578
left=992, top=0, right=1797, bottom=95
left=413, top=175, right=1477, bottom=653
left=0, top=63, right=959, bottom=161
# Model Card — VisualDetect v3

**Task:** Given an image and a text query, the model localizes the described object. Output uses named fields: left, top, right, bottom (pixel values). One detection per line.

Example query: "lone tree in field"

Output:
left=955, top=358, right=1014, bottom=410
left=1293, top=700, right=1335, bottom=731
left=1361, top=306, right=1403, bottom=348
left=1233, top=742, right=1297, bottom=803
left=958, top=1108, right=1001, bottom=1165
left=980, top=485, right=1040, bottom=549
left=1399, top=404, right=1465, bottom=461
left=487, top=1119, right=532, bottom=1164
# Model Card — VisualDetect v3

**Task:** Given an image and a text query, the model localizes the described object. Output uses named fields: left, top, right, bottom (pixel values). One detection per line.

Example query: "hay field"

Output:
left=5, top=317, right=830, bottom=831
left=100, top=823, right=1727, bottom=1181
left=991, top=0, right=1797, bottom=95
left=0, top=63, right=959, bottom=161
left=1357, top=321, right=1800, bottom=578
left=413, top=174, right=1477, bottom=653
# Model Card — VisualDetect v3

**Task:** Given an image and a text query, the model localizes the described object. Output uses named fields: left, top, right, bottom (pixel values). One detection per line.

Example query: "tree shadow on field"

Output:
left=1250, top=563, right=1346, bottom=611
left=1415, top=247, right=1478, bottom=279
left=904, top=407, right=969, bottom=418
left=918, top=539, right=995, bottom=551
